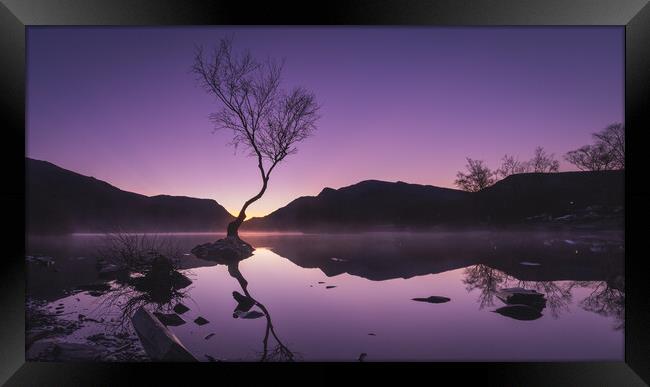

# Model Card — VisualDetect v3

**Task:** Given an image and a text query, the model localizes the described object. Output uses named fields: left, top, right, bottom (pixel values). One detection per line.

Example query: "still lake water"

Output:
left=27, top=230, right=624, bottom=361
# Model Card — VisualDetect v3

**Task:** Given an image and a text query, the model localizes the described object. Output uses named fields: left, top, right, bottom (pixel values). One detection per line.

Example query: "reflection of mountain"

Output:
left=244, top=171, right=623, bottom=231
left=27, top=158, right=234, bottom=233
left=245, top=232, right=624, bottom=283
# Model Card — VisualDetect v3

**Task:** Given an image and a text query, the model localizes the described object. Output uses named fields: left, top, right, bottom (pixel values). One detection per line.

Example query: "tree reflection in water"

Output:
left=573, top=279, right=625, bottom=330
left=227, top=262, right=296, bottom=361
left=463, top=264, right=624, bottom=325
left=98, top=260, right=296, bottom=361
left=95, top=270, right=194, bottom=332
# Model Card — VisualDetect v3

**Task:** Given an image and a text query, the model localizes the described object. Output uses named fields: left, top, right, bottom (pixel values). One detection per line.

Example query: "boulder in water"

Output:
left=412, top=296, right=451, bottom=304
left=191, top=237, right=254, bottom=263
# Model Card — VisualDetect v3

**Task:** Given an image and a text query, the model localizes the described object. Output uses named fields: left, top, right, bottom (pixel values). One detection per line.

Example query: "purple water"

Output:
left=27, top=231, right=624, bottom=361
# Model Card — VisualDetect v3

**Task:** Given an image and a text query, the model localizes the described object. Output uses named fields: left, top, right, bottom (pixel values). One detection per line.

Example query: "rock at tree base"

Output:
left=412, top=296, right=451, bottom=304
left=191, top=237, right=254, bottom=263
left=131, top=307, right=197, bottom=362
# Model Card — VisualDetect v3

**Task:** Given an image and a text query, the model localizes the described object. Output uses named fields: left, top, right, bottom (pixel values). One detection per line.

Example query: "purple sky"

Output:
left=27, top=27, right=623, bottom=218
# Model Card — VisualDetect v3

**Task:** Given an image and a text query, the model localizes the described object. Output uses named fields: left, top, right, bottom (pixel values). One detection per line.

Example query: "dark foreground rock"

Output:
left=26, top=299, right=147, bottom=362
left=412, top=296, right=451, bottom=304
left=191, top=236, right=254, bottom=263
left=131, top=307, right=197, bottom=362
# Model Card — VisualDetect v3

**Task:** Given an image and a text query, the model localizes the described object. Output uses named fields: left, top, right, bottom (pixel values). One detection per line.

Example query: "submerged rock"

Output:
left=193, top=316, right=209, bottom=326
left=153, top=312, right=186, bottom=327
left=412, top=296, right=451, bottom=304
left=233, top=310, right=265, bottom=319
left=191, top=237, right=254, bottom=263
left=173, top=303, right=190, bottom=315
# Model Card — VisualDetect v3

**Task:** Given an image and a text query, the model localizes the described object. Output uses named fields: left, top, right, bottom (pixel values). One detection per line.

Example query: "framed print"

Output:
left=1, top=0, right=649, bottom=385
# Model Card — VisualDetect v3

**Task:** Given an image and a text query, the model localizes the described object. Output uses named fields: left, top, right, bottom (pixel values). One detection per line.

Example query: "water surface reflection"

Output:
left=26, top=231, right=624, bottom=361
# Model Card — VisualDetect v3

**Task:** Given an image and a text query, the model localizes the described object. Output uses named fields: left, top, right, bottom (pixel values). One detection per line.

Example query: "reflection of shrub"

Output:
left=94, top=233, right=193, bottom=330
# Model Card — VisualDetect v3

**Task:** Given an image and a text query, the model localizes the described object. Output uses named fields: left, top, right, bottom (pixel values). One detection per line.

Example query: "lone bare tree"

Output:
left=496, top=154, right=529, bottom=179
left=565, top=123, right=624, bottom=171
left=454, top=158, right=496, bottom=192
left=193, top=38, right=320, bottom=239
left=528, top=146, right=560, bottom=173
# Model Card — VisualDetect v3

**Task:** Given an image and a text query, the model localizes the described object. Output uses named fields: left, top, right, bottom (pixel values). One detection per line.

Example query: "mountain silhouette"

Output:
left=244, top=171, right=623, bottom=231
left=27, top=158, right=234, bottom=234
left=244, top=180, right=470, bottom=231
left=26, top=158, right=623, bottom=234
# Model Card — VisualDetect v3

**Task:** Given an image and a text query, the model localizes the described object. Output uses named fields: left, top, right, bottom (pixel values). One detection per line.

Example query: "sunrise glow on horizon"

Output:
left=27, top=27, right=623, bottom=218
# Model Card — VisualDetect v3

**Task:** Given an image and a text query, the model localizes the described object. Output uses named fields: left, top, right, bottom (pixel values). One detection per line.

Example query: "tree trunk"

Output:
left=226, top=177, right=269, bottom=239
left=227, top=217, right=244, bottom=238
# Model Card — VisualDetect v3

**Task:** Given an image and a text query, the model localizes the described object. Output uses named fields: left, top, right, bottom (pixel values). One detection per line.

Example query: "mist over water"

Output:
left=27, top=230, right=623, bottom=361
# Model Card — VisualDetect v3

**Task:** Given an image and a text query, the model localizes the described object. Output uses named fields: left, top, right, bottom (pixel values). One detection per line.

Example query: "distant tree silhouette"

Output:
left=565, top=144, right=616, bottom=171
left=496, top=154, right=530, bottom=179
left=528, top=146, right=560, bottom=173
left=193, top=37, right=320, bottom=239
left=565, top=123, right=625, bottom=171
left=455, top=158, right=496, bottom=192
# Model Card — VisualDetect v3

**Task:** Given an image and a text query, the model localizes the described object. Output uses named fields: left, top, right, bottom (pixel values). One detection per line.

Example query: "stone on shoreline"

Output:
left=131, top=307, right=197, bottom=362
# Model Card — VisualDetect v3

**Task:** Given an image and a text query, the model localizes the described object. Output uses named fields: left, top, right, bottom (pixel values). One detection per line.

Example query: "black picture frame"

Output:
left=2, top=0, right=649, bottom=385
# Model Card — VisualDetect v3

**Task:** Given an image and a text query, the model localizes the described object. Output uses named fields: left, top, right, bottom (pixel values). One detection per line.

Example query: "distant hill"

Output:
left=243, top=171, right=624, bottom=231
left=244, top=180, right=471, bottom=231
left=27, top=158, right=623, bottom=234
left=471, top=170, right=624, bottom=224
left=27, top=158, right=235, bottom=234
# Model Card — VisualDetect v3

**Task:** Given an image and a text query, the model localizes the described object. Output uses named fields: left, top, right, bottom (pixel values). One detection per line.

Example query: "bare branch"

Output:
left=192, top=37, right=320, bottom=234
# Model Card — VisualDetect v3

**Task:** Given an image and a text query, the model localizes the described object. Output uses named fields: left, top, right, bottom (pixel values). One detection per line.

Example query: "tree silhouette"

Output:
left=528, top=146, right=559, bottom=173
left=565, top=123, right=624, bottom=171
left=454, top=158, right=496, bottom=192
left=192, top=37, right=320, bottom=239
left=496, top=154, right=529, bottom=179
